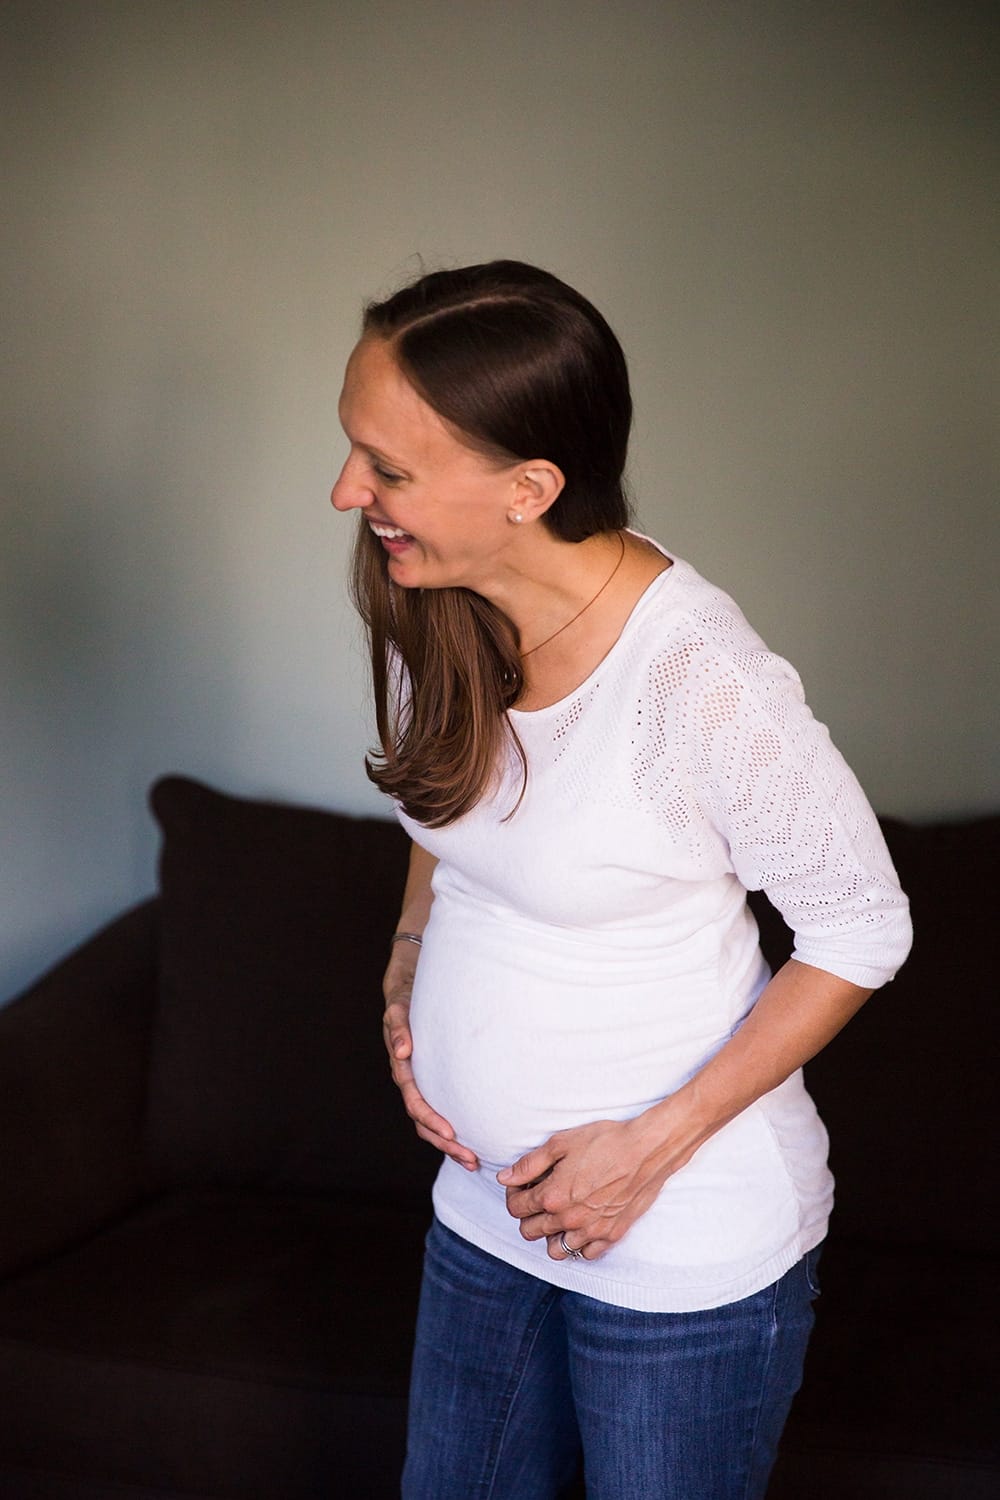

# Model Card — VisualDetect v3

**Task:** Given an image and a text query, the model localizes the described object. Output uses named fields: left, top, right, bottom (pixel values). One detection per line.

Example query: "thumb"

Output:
left=497, top=1141, right=558, bottom=1187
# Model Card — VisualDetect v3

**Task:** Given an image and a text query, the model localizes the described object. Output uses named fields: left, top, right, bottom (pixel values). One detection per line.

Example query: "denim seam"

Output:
left=479, top=1285, right=564, bottom=1500
left=739, top=1274, right=780, bottom=1500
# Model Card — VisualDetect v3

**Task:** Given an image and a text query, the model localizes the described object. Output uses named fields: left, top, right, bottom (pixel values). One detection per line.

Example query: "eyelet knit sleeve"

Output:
left=678, top=633, right=912, bottom=989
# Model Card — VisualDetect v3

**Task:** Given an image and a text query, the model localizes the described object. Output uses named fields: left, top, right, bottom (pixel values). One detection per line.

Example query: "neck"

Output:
left=478, top=530, right=626, bottom=648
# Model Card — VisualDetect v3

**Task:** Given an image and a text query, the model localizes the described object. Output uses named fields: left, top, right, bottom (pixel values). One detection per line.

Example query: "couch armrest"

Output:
left=0, top=899, right=159, bottom=1277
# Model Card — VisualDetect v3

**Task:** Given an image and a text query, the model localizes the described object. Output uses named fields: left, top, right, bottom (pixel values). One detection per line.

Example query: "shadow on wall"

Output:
left=0, top=452, right=243, bottom=1005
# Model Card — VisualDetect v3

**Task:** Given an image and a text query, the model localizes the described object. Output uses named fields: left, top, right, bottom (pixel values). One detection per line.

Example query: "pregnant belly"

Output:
left=408, top=915, right=727, bottom=1172
left=410, top=983, right=610, bottom=1170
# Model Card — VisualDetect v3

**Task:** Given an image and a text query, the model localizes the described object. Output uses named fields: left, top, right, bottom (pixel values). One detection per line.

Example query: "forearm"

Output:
left=500, top=961, right=873, bottom=1257
left=634, top=959, right=873, bottom=1170
left=396, top=841, right=438, bottom=935
left=382, top=840, right=477, bottom=1168
left=385, top=841, right=437, bottom=1000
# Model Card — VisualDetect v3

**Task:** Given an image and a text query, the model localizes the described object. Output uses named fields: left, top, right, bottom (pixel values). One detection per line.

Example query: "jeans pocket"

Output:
left=803, top=1244, right=823, bottom=1298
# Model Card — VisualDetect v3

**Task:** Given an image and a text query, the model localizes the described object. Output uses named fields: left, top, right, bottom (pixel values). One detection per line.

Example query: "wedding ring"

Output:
left=559, top=1232, right=585, bottom=1260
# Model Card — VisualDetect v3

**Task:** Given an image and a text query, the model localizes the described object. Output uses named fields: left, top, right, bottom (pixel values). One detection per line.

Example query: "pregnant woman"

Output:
left=330, top=260, right=912, bottom=1499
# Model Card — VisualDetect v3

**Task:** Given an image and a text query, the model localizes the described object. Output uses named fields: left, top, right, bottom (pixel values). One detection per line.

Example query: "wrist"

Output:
left=390, top=930, right=423, bottom=950
left=383, top=937, right=421, bottom=997
left=630, top=1087, right=715, bottom=1177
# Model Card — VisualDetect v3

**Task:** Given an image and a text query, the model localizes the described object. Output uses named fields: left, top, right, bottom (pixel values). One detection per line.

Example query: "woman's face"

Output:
left=332, top=337, right=524, bottom=592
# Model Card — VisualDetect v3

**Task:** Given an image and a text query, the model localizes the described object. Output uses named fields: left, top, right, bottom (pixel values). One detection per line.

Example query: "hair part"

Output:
left=351, top=260, right=632, bottom=826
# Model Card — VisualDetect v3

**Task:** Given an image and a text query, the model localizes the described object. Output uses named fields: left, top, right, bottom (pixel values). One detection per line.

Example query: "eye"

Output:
left=370, top=457, right=404, bottom=485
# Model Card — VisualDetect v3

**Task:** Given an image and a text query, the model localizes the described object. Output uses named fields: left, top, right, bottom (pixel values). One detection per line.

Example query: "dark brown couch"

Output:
left=0, top=775, right=995, bottom=1498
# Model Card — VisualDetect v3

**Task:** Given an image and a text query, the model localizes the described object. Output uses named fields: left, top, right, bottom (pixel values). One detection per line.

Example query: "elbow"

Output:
left=792, top=895, right=914, bottom=991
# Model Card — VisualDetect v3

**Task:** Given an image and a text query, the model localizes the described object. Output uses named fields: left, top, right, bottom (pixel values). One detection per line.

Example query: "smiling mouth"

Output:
left=368, top=521, right=413, bottom=541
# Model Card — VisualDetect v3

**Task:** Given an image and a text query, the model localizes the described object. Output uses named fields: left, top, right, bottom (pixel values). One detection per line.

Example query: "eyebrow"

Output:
left=342, top=432, right=410, bottom=473
left=361, top=441, right=409, bottom=473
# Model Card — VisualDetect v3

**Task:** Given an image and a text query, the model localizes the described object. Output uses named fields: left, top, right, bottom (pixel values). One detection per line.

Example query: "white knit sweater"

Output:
left=395, top=546, right=912, bottom=1312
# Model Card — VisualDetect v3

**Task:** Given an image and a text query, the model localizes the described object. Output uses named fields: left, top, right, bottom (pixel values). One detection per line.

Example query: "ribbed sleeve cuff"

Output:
left=792, top=905, right=914, bottom=989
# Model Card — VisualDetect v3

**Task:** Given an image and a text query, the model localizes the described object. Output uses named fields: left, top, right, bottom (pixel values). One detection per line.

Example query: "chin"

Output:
left=386, top=555, right=424, bottom=588
left=389, top=553, right=459, bottom=592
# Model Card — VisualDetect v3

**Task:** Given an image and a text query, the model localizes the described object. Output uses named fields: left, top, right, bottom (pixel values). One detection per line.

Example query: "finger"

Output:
left=388, top=1049, right=419, bottom=1091
left=496, top=1142, right=560, bottom=1189
left=389, top=1051, right=439, bottom=1119
left=545, top=1232, right=612, bottom=1262
left=414, top=1121, right=479, bottom=1170
left=503, top=1176, right=566, bottom=1220
left=505, top=1187, right=550, bottom=1220
left=517, top=1212, right=572, bottom=1242
left=397, top=1076, right=455, bottom=1139
left=382, top=1004, right=412, bottom=1060
left=580, top=1238, right=611, bottom=1260
left=544, top=1230, right=591, bottom=1262
left=396, top=1078, right=479, bottom=1171
left=515, top=1205, right=597, bottom=1240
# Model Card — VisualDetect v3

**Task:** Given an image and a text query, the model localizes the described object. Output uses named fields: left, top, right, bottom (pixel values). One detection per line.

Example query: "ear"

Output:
left=509, top=461, right=565, bottom=524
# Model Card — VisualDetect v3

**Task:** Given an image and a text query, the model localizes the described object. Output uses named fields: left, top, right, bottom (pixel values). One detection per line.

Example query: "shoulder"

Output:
left=627, top=535, right=760, bottom=641
left=626, top=546, right=800, bottom=693
left=609, top=554, right=821, bottom=773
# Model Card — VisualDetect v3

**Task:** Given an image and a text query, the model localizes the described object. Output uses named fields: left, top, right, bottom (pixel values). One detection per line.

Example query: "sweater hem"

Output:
left=431, top=1186, right=827, bottom=1314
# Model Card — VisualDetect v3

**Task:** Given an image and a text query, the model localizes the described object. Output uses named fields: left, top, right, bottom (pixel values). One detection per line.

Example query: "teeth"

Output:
left=368, top=522, right=411, bottom=540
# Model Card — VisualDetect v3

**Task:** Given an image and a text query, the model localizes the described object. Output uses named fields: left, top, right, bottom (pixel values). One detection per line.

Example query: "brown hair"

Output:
left=351, top=260, right=632, bottom=826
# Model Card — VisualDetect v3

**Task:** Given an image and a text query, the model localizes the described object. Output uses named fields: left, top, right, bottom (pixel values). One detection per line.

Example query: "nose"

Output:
left=330, top=456, right=374, bottom=513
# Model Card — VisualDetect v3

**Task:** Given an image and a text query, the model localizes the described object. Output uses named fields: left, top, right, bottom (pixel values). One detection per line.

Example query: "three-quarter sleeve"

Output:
left=682, top=641, right=912, bottom=988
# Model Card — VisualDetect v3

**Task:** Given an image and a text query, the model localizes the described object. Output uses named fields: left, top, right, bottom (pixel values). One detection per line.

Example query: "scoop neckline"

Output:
left=508, top=537, right=678, bottom=720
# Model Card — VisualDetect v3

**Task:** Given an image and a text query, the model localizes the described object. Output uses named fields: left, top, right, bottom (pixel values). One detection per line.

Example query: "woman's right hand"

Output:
left=383, top=944, right=479, bottom=1171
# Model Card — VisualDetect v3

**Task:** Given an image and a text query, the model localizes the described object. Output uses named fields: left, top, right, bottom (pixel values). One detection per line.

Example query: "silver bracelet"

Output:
left=390, top=931, right=423, bottom=949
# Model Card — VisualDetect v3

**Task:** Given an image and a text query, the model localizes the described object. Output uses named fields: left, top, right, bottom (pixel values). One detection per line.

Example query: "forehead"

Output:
left=339, top=338, right=455, bottom=460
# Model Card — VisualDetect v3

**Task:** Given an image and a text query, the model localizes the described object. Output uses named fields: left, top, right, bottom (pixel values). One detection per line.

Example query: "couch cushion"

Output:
left=145, top=775, right=439, bottom=1201
left=769, top=1239, right=999, bottom=1498
left=0, top=1188, right=426, bottom=1498
left=0, top=900, right=157, bottom=1278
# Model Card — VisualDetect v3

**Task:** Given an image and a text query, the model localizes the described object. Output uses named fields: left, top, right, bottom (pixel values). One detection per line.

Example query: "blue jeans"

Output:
left=403, top=1219, right=820, bottom=1500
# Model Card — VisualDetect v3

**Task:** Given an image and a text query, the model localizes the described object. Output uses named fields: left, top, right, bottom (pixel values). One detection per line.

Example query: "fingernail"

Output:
left=393, top=1039, right=405, bottom=1055
left=497, top=1168, right=512, bottom=1183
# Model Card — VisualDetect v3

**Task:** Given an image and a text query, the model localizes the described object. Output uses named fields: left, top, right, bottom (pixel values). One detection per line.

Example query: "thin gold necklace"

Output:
left=519, top=532, right=627, bottom=659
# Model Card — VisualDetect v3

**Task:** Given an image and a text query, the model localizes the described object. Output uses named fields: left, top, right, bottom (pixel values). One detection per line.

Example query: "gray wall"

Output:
left=2, top=0, right=996, bottom=1004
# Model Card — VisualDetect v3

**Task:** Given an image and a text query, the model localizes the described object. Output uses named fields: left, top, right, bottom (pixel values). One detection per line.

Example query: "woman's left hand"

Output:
left=498, top=961, right=877, bottom=1261
left=497, top=1112, right=689, bottom=1261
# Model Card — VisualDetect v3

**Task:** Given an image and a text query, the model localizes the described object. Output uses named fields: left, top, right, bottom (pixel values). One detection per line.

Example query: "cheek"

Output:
left=450, top=478, right=514, bottom=533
